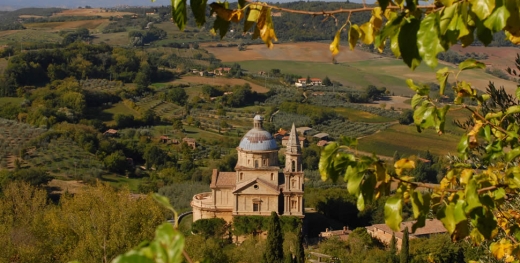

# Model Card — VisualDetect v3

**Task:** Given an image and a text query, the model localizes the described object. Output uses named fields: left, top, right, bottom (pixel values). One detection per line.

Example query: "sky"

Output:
left=1, top=0, right=366, bottom=9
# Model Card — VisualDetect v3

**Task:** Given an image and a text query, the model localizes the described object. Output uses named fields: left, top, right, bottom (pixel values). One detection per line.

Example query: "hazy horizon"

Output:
left=1, top=0, right=369, bottom=10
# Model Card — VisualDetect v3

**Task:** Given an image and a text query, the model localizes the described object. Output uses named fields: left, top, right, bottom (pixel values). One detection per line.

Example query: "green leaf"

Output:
left=398, top=18, right=422, bottom=69
left=357, top=192, right=365, bottom=211
left=440, top=4, right=458, bottom=34
left=384, top=195, right=403, bottom=232
left=437, top=199, right=469, bottom=239
left=417, top=12, right=445, bottom=68
left=378, top=0, right=390, bottom=11
left=506, top=105, right=520, bottom=115
left=111, top=251, right=156, bottom=263
left=470, top=0, right=496, bottom=20
left=476, top=19, right=493, bottom=45
left=457, top=134, right=469, bottom=157
left=349, top=24, right=361, bottom=50
left=390, top=32, right=401, bottom=58
left=411, top=94, right=423, bottom=109
left=190, top=0, right=207, bottom=27
left=376, top=14, right=403, bottom=50
left=212, top=15, right=231, bottom=39
left=458, top=58, right=486, bottom=70
left=346, top=165, right=363, bottom=195
left=153, top=193, right=176, bottom=213
left=413, top=101, right=436, bottom=132
left=506, top=147, right=520, bottom=162
left=483, top=4, right=510, bottom=32
left=155, top=223, right=185, bottom=262
left=436, top=105, right=450, bottom=134
left=516, top=86, right=520, bottom=99
left=171, top=0, right=187, bottom=31
left=319, top=142, right=339, bottom=181
left=464, top=179, right=482, bottom=213
left=238, top=0, right=246, bottom=9
left=436, top=67, right=450, bottom=95
left=411, top=191, right=430, bottom=233
left=469, top=207, right=497, bottom=239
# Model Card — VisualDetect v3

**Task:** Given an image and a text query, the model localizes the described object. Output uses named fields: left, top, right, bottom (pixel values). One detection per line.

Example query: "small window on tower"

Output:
left=291, top=200, right=297, bottom=209
left=292, top=179, right=296, bottom=188
left=271, top=173, right=274, bottom=181
left=255, top=160, right=259, bottom=168
left=240, top=173, right=243, bottom=180
left=291, top=160, right=296, bottom=172
left=263, top=159, right=267, bottom=166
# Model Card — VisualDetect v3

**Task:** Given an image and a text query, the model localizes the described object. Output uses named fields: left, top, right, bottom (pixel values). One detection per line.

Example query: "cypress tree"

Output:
left=389, top=232, right=397, bottom=263
left=400, top=227, right=409, bottom=263
left=262, top=211, right=284, bottom=263
left=294, top=223, right=305, bottom=263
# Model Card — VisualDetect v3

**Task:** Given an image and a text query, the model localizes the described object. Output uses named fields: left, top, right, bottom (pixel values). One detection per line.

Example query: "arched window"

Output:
left=291, top=160, right=296, bottom=172
left=239, top=173, right=243, bottom=180
left=255, top=160, right=259, bottom=168
left=263, top=159, right=267, bottom=166
left=270, top=173, right=274, bottom=181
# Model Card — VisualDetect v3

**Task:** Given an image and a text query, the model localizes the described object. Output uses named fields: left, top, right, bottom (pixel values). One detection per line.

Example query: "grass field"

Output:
left=52, top=8, right=136, bottom=18
left=357, top=124, right=461, bottom=157
left=24, top=19, right=108, bottom=30
left=0, top=97, right=23, bottom=107
left=334, top=107, right=394, bottom=123
left=101, top=102, right=141, bottom=125
left=167, top=75, right=270, bottom=93
left=0, top=29, right=62, bottom=45
left=101, top=175, right=142, bottom=192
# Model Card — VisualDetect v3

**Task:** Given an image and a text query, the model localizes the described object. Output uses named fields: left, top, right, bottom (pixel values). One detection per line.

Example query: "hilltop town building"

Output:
left=191, top=115, right=304, bottom=222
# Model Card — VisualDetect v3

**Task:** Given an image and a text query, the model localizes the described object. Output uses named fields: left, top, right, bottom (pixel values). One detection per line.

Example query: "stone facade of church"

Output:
left=191, top=115, right=304, bottom=222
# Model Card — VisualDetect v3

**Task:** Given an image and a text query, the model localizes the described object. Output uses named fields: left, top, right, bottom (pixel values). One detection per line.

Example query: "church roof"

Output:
left=238, top=115, right=278, bottom=152
left=210, top=170, right=236, bottom=188
left=233, top=177, right=279, bottom=193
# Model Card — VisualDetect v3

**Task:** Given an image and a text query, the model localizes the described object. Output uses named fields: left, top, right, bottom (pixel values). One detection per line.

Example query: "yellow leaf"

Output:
left=348, top=24, right=361, bottom=50
left=359, top=22, right=375, bottom=44
left=257, top=8, right=277, bottom=49
left=490, top=239, right=513, bottom=260
left=371, top=7, right=383, bottom=31
left=329, top=28, right=343, bottom=56
left=210, top=3, right=244, bottom=23
left=460, top=169, right=473, bottom=185
left=394, top=158, right=415, bottom=170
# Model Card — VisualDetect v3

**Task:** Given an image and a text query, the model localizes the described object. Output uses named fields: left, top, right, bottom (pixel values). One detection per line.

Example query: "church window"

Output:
left=240, top=173, right=243, bottom=180
left=254, top=184, right=259, bottom=190
left=255, top=160, right=259, bottom=168
left=291, top=160, right=296, bottom=172
left=291, top=179, right=296, bottom=188
left=263, top=159, right=267, bottom=166
left=270, top=173, right=274, bottom=181
left=253, top=203, right=260, bottom=211
left=291, top=200, right=297, bottom=209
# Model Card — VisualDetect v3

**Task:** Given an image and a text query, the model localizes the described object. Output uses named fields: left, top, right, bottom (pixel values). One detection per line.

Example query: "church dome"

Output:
left=238, top=115, right=278, bottom=151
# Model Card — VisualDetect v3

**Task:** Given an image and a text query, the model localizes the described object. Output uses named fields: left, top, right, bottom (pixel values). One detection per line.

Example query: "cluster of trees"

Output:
left=0, top=182, right=166, bottom=263
left=436, top=50, right=489, bottom=64
left=128, top=26, right=167, bottom=46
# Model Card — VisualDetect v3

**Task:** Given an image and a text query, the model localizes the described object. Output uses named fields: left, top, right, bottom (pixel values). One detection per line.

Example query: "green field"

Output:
left=0, top=97, right=23, bottom=106
left=101, top=175, right=142, bottom=192
left=0, top=29, right=62, bottom=45
left=357, top=124, right=461, bottom=157
left=101, top=102, right=141, bottom=125
left=334, top=107, right=394, bottom=123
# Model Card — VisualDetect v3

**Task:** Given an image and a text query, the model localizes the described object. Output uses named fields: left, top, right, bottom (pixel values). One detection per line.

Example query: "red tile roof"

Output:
left=210, top=170, right=236, bottom=188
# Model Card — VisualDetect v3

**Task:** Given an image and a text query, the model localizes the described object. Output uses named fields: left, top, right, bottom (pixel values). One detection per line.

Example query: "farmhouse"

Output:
left=366, top=219, right=447, bottom=250
left=313, top=132, right=329, bottom=140
left=282, top=136, right=306, bottom=148
left=296, top=78, right=323, bottom=86
left=320, top=226, right=352, bottom=241
left=103, top=129, right=118, bottom=137
left=191, top=115, right=304, bottom=222
left=296, top=126, right=313, bottom=135
left=182, top=137, right=197, bottom=149
left=214, top=67, right=231, bottom=76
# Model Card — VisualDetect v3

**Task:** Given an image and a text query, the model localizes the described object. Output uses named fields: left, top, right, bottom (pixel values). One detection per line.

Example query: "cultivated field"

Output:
left=24, top=19, right=109, bottom=30
left=52, top=8, right=136, bottom=18
left=169, top=75, right=269, bottom=93
left=206, top=42, right=519, bottom=95
left=0, top=29, right=62, bottom=45
left=203, top=42, right=382, bottom=63
left=450, top=45, right=520, bottom=70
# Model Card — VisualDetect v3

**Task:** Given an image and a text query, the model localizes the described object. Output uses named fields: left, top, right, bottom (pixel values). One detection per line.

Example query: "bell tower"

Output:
left=283, top=123, right=304, bottom=217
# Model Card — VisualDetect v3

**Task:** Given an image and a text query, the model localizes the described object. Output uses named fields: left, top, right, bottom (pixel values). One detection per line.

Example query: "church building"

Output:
left=191, top=115, right=304, bottom=222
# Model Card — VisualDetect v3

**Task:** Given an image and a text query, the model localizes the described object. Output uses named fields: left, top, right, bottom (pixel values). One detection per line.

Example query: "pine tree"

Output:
left=294, top=223, right=305, bottom=263
left=389, top=232, right=397, bottom=263
left=262, top=211, right=284, bottom=263
left=400, top=227, right=409, bottom=263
